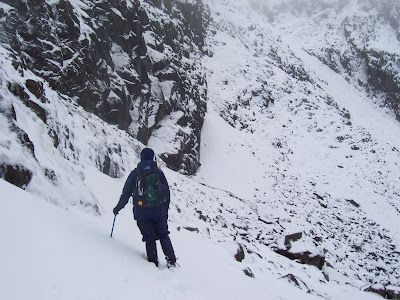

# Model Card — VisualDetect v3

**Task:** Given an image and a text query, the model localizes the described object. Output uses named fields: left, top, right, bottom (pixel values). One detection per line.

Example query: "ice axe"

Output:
left=110, top=215, right=117, bottom=238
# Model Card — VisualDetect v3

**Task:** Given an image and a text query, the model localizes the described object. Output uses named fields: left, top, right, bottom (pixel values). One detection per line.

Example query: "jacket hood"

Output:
left=140, top=148, right=155, bottom=161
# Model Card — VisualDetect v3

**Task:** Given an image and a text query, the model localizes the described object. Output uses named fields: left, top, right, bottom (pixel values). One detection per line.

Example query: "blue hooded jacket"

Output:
left=115, top=159, right=170, bottom=221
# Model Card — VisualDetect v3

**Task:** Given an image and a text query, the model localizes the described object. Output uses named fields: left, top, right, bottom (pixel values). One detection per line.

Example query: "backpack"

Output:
left=135, top=163, right=165, bottom=208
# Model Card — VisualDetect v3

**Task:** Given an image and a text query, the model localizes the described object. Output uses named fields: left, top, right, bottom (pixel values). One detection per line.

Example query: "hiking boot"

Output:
left=166, top=257, right=177, bottom=268
left=148, top=259, right=159, bottom=267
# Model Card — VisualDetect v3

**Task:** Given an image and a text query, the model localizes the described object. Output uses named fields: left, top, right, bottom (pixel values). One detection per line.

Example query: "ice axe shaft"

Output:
left=110, top=215, right=116, bottom=238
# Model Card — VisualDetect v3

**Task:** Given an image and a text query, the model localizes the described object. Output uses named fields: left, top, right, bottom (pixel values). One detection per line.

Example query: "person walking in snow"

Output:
left=113, top=148, right=176, bottom=267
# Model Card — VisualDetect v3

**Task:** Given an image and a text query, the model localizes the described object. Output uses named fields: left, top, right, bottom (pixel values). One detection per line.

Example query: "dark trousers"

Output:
left=137, top=217, right=176, bottom=264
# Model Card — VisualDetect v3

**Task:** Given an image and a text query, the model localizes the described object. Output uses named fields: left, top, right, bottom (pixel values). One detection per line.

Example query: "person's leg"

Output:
left=155, top=218, right=176, bottom=264
left=160, top=236, right=176, bottom=264
left=137, top=220, right=158, bottom=266
left=145, top=241, right=158, bottom=266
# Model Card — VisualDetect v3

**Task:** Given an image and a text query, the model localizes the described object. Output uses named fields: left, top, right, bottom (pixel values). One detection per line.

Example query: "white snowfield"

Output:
left=0, top=176, right=382, bottom=300
left=0, top=178, right=321, bottom=300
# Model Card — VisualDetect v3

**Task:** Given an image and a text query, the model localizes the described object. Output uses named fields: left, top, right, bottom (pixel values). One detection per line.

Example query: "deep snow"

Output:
left=0, top=177, right=330, bottom=300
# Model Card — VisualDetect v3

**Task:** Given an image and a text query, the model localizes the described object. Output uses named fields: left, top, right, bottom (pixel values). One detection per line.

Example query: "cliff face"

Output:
left=0, top=0, right=208, bottom=175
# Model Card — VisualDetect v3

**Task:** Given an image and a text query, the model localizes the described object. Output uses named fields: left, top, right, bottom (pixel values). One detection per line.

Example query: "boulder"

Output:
left=0, top=163, right=32, bottom=188
left=276, top=248, right=325, bottom=270
left=235, top=243, right=245, bottom=262
left=386, top=285, right=400, bottom=300
left=346, top=199, right=360, bottom=208
left=243, top=267, right=254, bottom=278
left=276, top=232, right=325, bottom=270
left=183, top=227, right=199, bottom=233
left=365, top=284, right=400, bottom=299
left=284, top=232, right=303, bottom=247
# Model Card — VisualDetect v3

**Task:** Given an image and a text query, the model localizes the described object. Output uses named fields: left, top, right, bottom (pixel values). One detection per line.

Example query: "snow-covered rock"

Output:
left=0, top=0, right=209, bottom=174
left=255, top=0, right=400, bottom=120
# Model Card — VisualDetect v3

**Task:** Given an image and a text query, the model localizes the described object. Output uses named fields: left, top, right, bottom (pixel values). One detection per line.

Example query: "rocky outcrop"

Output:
left=276, top=247, right=325, bottom=270
left=259, top=0, right=400, bottom=121
left=0, top=163, right=32, bottom=188
left=275, top=232, right=325, bottom=270
left=0, top=0, right=209, bottom=174
left=363, top=48, right=400, bottom=120
left=317, top=6, right=400, bottom=119
left=234, top=243, right=245, bottom=262
left=341, top=14, right=400, bottom=120
left=243, top=267, right=254, bottom=278
left=365, top=284, right=400, bottom=299
left=284, top=232, right=303, bottom=247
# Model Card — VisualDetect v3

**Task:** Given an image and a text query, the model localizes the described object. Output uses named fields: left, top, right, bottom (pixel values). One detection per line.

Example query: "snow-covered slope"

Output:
left=0, top=178, right=319, bottom=300
left=0, top=173, right=384, bottom=300
left=252, top=0, right=400, bottom=120
left=197, top=0, right=400, bottom=296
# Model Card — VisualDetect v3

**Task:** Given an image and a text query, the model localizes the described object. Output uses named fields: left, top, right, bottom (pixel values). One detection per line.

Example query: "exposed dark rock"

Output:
left=26, top=99, right=47, bottom=123
left=284, top=232, right=303, bottom=247
left=269, top=46, right=312, bottom=83
left=258, top=217, right=274, bottom=224
left=313, top=236, right=322, bottom=242
left=0, top=163, right=32, bottom=188
left=160, top=153, right=181, bottom=172
left=48, top=129, right=59, bottom=148
left=318, top=201, right=328, bottom=208
left=12, top=125, right=35, bottom=156
left=243, top=267, right=254, bottom=278
left=364, top=48, right=400, bottom=120
left=1, top=0, right=209, bottom=174
left=8, top=82, right=29, bottom=102
left=102, top=154, right=112, bottom=177
left=317, top=12, right=400, bottom=121
left=10, top=105, right=16, bottom=120
left=183, top=226, right=199, bottom=233
left=386, top=285, right=400, bottom=300
left=97, top=146, right=124, bottom=178
left=279, top=274, right=310, bottom=292
left=100, top=153, right=121, bottom=178
left=44, top=168, right=57, bottom=184
left=195, top=209, right=208, bottom=222
left=365, top=284, right=387, bottom=298
left=313, top=192, right=324, bottom=201
left=346, top=199, right=360, bottom=208
left=364, top=284, right=400, bottom=299
left=276, top=233, right=325, bottom=269
left=235, top=243, right=245, bottom=262
left=8, top=83, right=47, bottom=123
left=25, top=79, right=44, bottom=99
left=276, top=248, right=325, bottom=270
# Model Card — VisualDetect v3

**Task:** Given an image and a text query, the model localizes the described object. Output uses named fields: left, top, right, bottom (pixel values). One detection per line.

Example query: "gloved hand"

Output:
left=113, top=207, right=119, bottom=216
